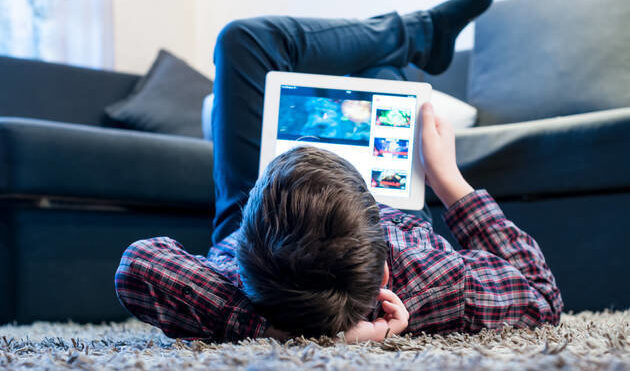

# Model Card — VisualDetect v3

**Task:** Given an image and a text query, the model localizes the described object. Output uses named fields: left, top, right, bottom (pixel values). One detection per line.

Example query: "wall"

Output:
left=112, top=0, right=197, bottom=75
left=113, top=0, right=474, bottom=78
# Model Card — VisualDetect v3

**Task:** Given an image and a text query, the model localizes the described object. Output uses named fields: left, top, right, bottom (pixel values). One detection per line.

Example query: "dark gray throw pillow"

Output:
left=105, top=50, right=212, bottom=138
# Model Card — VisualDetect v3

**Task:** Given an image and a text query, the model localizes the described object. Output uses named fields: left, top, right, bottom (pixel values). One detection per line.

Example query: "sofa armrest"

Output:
left=0, top=118, right=213, bottom=209
left=449, top=107, right=630, bottom=201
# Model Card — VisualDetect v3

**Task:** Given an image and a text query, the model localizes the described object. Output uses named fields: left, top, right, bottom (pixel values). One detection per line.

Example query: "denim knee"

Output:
left=214, top=19, right=258, bottom=63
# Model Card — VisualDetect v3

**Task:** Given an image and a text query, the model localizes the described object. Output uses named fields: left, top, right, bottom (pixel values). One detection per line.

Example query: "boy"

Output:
left=115, top=0, right=563, bottom=343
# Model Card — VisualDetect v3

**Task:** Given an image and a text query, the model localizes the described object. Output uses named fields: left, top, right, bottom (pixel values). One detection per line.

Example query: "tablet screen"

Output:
left=275, top=85, right=417, bottom=198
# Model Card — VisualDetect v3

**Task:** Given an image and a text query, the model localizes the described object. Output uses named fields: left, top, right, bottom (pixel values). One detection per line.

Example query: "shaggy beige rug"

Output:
left=1, top=310, right=629, bottom=370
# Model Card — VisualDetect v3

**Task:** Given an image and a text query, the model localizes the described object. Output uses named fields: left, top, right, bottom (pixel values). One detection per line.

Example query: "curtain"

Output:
left=0, top=0, right=113, bottom=69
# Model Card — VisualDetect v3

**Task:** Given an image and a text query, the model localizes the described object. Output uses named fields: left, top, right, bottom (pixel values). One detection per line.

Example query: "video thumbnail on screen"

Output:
left=371, top=169, right=407, bottom=190
left=278, top=95, right=372, bottom=146
left=375, top=108, right=412, bottom=128
left=373, top=138, right=409, bottom=159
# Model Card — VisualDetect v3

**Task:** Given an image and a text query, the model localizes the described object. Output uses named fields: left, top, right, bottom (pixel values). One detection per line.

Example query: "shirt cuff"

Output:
left=442, top=189, right=505, bottom=247
left=223, top=295, right=269, bottom=341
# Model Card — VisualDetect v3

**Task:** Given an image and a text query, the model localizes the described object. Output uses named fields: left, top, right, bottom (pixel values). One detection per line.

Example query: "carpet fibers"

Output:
left=1, top=310, right=629, bottom=370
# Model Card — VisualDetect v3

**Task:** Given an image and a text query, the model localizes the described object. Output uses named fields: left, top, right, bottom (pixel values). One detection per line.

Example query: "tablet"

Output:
left=260, top=71, right=431, bottom=210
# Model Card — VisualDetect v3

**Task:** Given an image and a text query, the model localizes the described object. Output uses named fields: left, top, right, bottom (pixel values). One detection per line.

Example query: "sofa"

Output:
left=2, top=0, right=629, bottom=325
left=0, top=56, right=214, bottom=324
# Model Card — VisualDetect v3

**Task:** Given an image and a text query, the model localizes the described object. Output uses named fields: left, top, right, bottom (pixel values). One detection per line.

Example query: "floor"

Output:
left=0, top=310, right=629, bottom=370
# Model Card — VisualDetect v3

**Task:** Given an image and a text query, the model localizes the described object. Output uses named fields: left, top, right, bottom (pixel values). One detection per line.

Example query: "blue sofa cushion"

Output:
left=452, top=108, right=630, bottom=199
left=469, top=0, right=630, bottom=125
left=105, top=50, right=212, bottom=138
left=0, top=117, right=213, bottom=207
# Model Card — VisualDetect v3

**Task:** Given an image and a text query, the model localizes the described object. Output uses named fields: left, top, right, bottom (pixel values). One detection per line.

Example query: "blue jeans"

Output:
left=211, top=12, right=433, bottom=244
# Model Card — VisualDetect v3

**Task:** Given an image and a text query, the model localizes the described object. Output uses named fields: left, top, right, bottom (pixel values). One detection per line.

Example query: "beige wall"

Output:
left=113, top=0, right=473, bottom=78
left=112, top=0, right=197, bottom=74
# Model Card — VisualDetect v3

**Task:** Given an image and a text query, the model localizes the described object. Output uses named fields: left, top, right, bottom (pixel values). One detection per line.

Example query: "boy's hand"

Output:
left=344, top=289, right=409, bottom=343
left=420, top=102, right=474, bottom=208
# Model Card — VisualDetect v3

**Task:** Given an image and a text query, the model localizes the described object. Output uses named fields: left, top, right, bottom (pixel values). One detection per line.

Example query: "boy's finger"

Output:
left=434, top=114, right=453, bottom=136
left=433, top=114, right=442, bottom=134
left=378, top=288, right=405, bottom=307
left=382, top=300, right=405, bottom=320
left=381, top=302, right=408, bottom=333
left=388, top=318, right=408, bottom=334
left=421, top=102, right=437, bottom=137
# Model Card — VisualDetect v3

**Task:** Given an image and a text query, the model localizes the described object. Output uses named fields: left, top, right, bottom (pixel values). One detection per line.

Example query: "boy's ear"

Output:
left=381, top=262, right=389, bottom=287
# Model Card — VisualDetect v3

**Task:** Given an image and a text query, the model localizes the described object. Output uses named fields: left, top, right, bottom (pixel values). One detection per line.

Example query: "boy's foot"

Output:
left=413, top=0, right=492, bottom=75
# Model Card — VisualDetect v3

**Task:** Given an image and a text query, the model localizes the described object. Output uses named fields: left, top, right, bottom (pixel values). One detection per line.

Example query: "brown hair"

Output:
left=237, top=146, right=387, bottom=337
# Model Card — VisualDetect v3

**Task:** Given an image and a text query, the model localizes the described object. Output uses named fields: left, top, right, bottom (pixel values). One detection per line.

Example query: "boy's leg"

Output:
left=211, top=12, right=433, bottom=244
left=212, top=0, right=491, bottom=243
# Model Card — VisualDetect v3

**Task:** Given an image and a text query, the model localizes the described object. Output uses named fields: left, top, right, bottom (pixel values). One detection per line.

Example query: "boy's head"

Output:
left=237, top=146, right=387, bottom=337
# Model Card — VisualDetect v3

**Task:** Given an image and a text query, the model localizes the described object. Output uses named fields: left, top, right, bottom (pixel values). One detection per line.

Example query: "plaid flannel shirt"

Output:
left=115, top=190, right=563, bottom=341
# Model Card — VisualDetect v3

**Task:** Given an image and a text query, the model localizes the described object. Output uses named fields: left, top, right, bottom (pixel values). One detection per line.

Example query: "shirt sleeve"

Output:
left=114, top=237, right=268, bottom=341
left=443, top=190, right=564, bottom=330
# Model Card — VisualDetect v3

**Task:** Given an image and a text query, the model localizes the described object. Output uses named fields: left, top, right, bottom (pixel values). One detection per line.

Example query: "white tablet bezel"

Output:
left=259, top=71, right=431, bottom=210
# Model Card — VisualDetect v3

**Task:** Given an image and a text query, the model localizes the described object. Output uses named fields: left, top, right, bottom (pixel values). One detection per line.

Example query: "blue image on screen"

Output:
left=373, top=138, right=409, bottom=159
left=277, top=86, right=374, bottom=146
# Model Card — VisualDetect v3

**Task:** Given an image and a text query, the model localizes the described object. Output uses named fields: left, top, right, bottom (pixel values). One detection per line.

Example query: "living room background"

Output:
left=113, top=0, right=474, bottom=79
left=1, top=0, right=476, bottom=78
left=1, top=0, right=629, bottom=368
